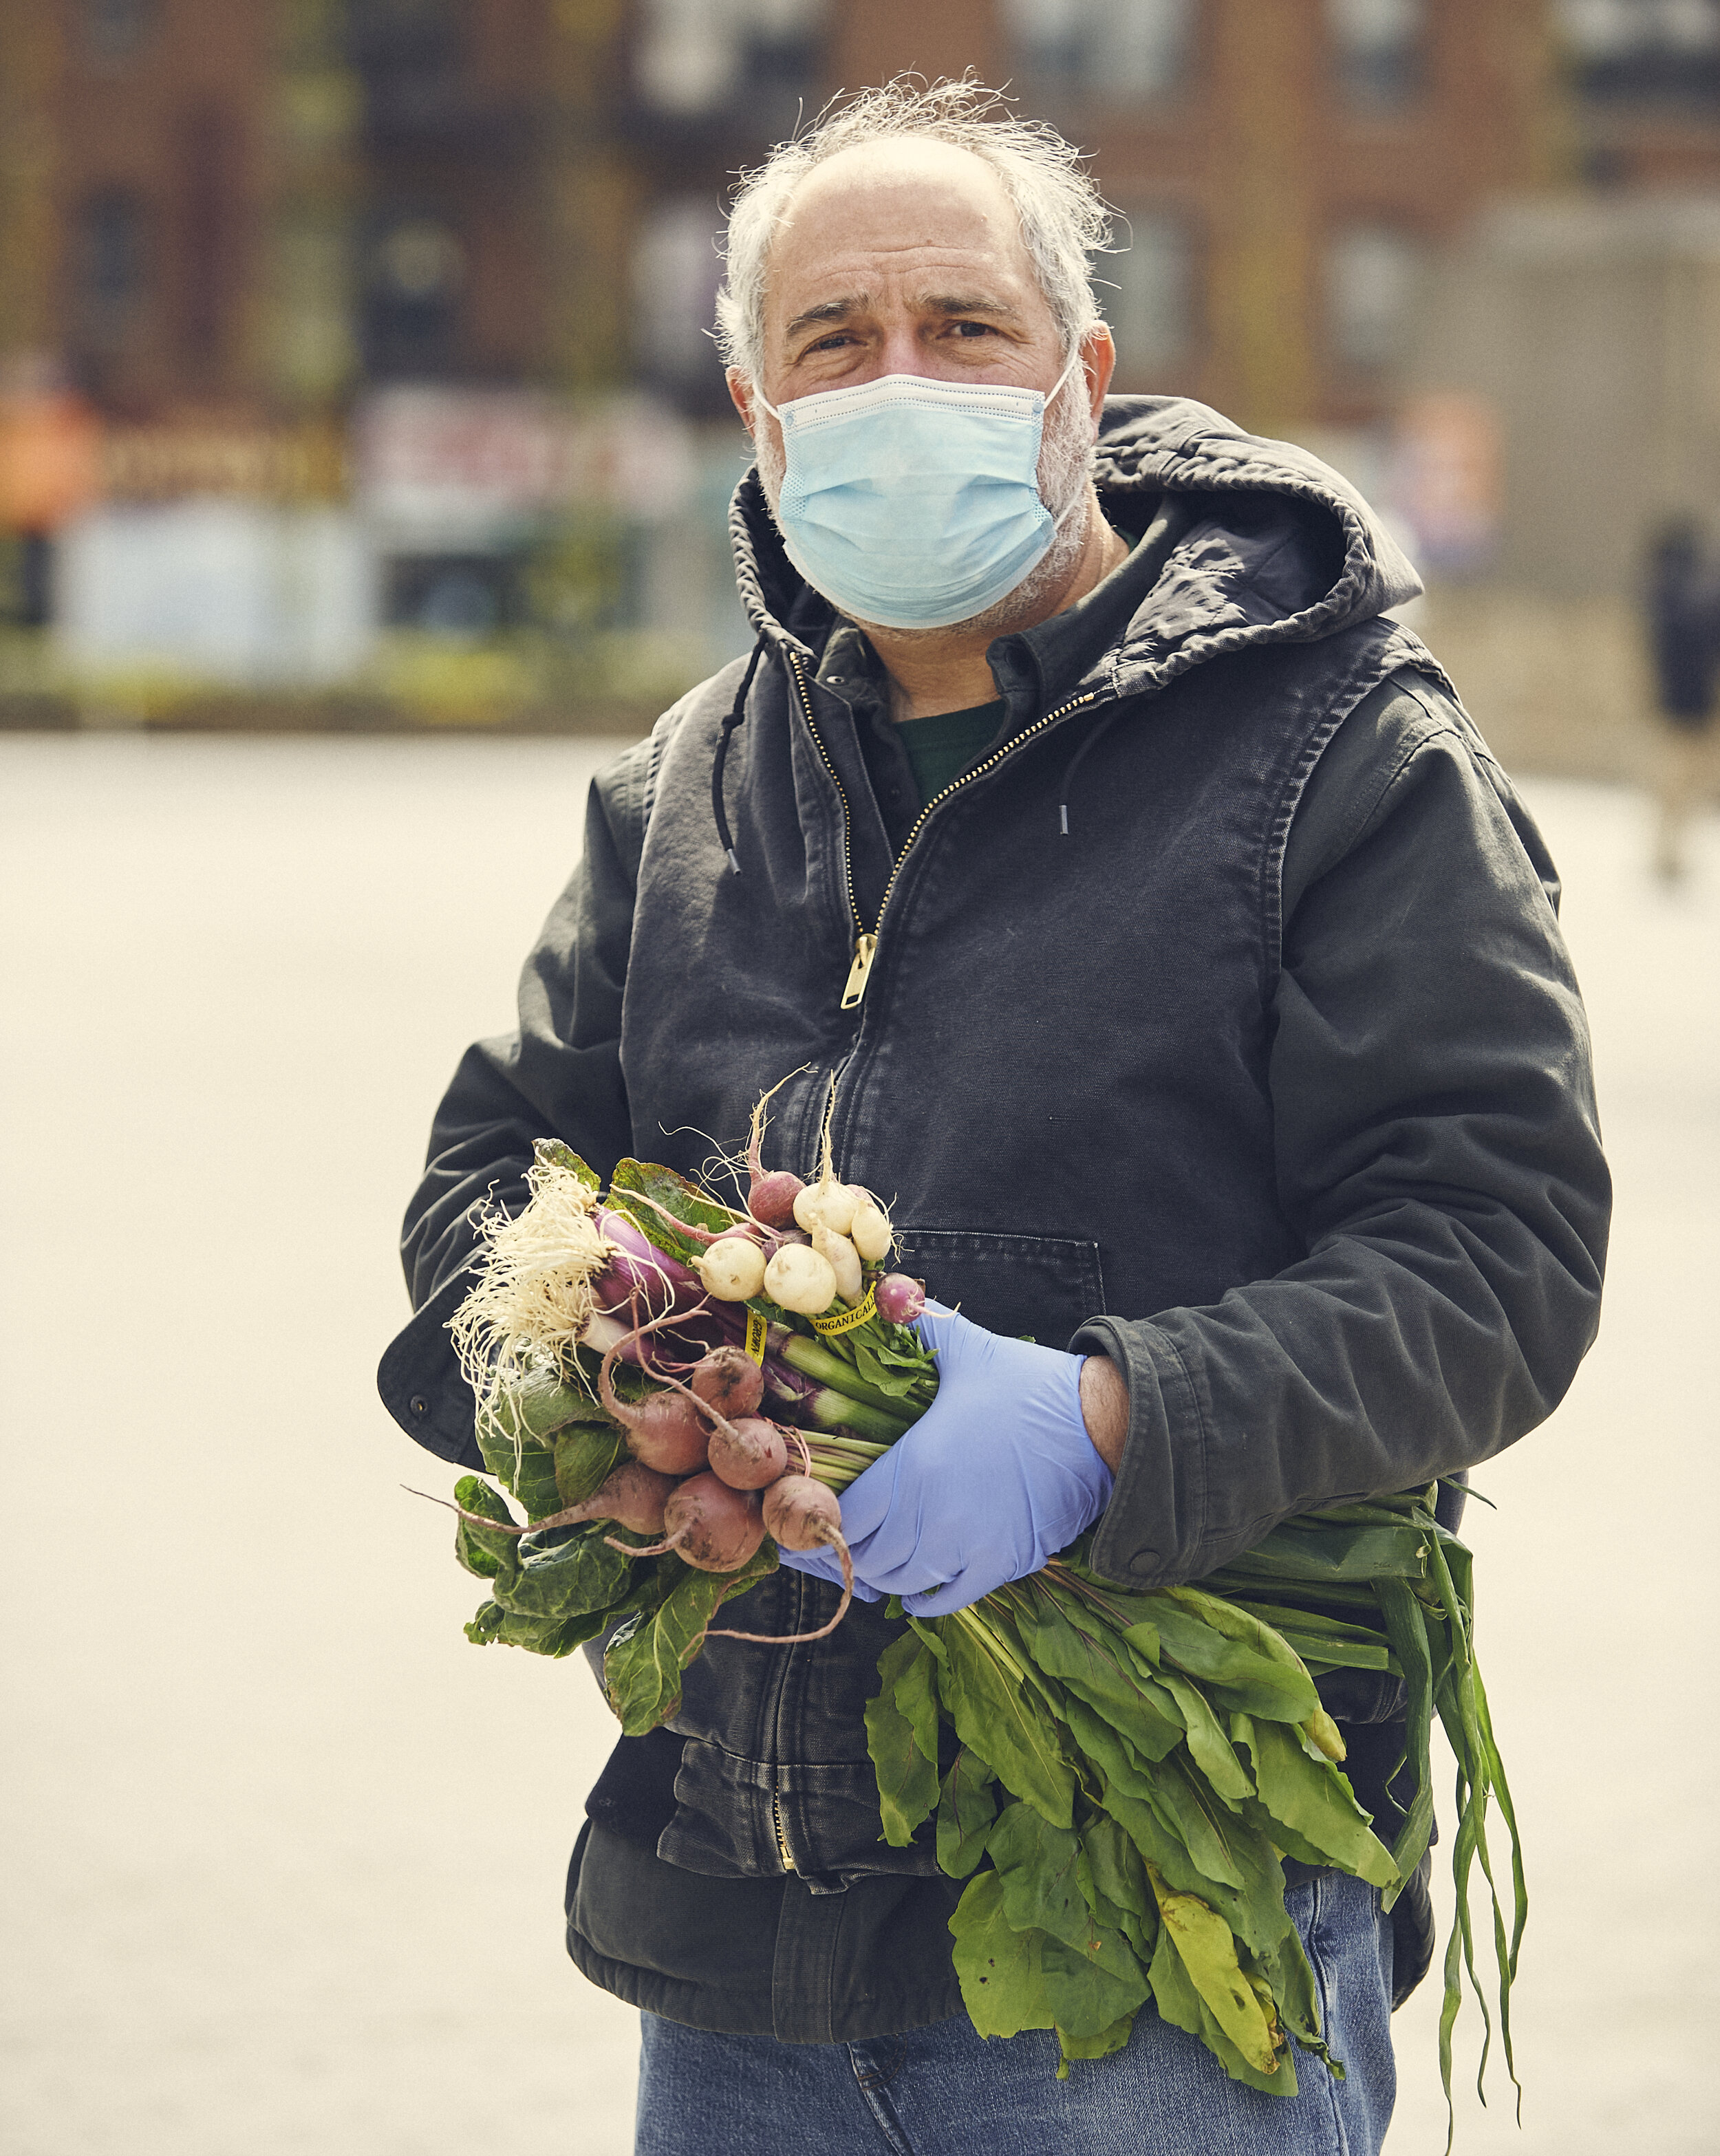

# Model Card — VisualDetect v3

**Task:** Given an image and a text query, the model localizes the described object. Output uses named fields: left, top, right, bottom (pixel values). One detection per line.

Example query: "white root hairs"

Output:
left=448, top=1162, right=611, bottom=1458
left=816, top=1072, right=839, bottom=1187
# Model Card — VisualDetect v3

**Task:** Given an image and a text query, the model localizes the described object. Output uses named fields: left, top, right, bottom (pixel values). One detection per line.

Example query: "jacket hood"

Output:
left=729, top=394, right=1424, bottom=712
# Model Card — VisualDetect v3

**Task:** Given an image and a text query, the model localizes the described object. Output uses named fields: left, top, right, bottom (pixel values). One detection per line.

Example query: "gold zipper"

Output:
left=786, top=647, right=1102, bottom=1009
left=771, top=1782, right=796, bottom=1872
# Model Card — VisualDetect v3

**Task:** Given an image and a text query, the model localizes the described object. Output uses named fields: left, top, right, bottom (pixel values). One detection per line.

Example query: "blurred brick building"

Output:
left=3, top=0, right=1719, bottom=709
left=9, top=1, right=1720, bottom=430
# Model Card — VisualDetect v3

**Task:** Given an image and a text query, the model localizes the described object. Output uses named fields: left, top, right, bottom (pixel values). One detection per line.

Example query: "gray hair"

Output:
left=715, top=77, right=1112, bottom=385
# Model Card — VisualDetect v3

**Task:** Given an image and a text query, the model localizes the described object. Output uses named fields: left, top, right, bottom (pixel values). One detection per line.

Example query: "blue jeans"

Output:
left=634, top=1868, right=1395, bottom=2155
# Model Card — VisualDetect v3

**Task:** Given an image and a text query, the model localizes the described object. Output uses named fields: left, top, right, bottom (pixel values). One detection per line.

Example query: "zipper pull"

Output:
left=840, top=931, right=877, bottom=1010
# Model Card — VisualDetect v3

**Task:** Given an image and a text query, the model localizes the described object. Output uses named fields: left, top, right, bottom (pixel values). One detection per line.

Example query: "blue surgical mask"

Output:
left=755, top=352, right=1085, bottom=630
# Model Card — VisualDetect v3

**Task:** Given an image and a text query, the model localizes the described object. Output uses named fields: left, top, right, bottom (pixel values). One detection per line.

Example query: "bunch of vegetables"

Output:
left=434, top=1117, right=1522, bottom=2135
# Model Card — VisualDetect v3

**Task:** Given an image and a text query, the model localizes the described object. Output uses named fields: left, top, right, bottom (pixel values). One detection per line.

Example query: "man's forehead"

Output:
left=764, top=140, right=1034, bottom=313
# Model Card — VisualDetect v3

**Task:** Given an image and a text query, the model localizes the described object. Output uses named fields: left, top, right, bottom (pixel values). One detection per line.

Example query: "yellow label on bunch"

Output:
left=744, top=1308, right=768, bottom=1363
left=811, top=1284, right=877, bottom=1337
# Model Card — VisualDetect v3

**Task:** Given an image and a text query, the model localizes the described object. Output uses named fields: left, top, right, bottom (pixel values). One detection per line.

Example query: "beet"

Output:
left=412, top=1458, right=674, bottom=1540
left=707, top=1415, right=789, bottom=1491
left=660, top=1472, right=766, bottom=1572
left=691, top=1345, right=766, bottom=1423
left=762, top=1473, right=843, bottom=1551
left=598, top=1317, right=715, bottom=1474
left=707, top=1474, right=854, bottom=1644
left=621, top=1390, right=712, bottom=1476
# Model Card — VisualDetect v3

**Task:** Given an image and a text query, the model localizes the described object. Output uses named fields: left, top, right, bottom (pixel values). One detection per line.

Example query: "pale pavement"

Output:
left=1, top=735, right=1714, bottom=2156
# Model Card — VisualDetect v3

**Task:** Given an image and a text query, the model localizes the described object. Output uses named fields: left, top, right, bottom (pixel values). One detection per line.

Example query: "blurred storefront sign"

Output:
left=0, top=391, right=103, bottom=532
left=1386, top=392, right=1503, bottom=578
left=2, top=398, right=346, bottom=526
left=353, top=385, right=694, bottom=550
left=55, top=499, right=376, bottom=689
left=100, top=416, right=345, bottom=502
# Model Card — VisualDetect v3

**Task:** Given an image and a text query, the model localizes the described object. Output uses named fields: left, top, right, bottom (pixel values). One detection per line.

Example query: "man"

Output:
left=1644, top=515, right=1720, bottom=883
left=381, top=81, right=1608, bottom=2156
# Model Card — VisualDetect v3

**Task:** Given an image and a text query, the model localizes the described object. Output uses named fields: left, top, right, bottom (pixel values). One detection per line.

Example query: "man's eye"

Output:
left=951, top=321, right=998, bottom=338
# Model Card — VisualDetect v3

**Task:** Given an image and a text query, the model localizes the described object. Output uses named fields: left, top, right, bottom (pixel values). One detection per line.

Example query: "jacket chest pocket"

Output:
left=890, top=1228, right=1106, bottom=1347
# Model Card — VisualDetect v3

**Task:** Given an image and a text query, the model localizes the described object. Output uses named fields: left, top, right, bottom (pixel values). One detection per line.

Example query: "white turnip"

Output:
left=764, top=1242, right=838, bottom=1315
left=850, top=1203, right=893, bottom=1262
left=811, top=1223, right=863, bottom=1301
left=696, top=1234, right=768, bottom=1302
left=793, top=1179, right=857, bottom=1236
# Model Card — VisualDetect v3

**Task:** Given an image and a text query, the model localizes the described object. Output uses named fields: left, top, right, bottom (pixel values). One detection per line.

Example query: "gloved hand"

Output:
left=777, top=1302, right=1116, bottom=1615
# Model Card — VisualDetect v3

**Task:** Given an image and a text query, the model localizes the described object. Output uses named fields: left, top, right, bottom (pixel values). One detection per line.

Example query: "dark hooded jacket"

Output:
left=380, top=397, right=1609, bottom=2044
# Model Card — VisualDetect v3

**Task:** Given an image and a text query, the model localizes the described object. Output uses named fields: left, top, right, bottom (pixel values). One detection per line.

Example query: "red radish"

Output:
left=614, top=1472, right=764, bottom=1572
left=690, top=1346, right=765, bottom=1422
left=749, top=1172, right=804, bottom=1229
left=707, top=1416, right=789, bottom=1491
left=875, top=1273, right=926, bottom=1326
left=409, top=1458, right=675, bottom=1540
left=745, top=1073, right=806, bottom=1227
left=706, top=1475, right=854, bottom=1644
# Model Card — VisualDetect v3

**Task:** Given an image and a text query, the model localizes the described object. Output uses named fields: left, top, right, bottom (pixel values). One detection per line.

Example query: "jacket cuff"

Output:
left=376, top=1262, right=486, bottom=1469
left=1072, top=1316, right=1203, bottom=1588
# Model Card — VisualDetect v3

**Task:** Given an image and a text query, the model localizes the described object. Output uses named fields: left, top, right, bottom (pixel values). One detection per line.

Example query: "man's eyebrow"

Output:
left=918, top=294, right=1019, bottom=320
left=782, top=292, right=1021, bottom=342
left=783, top=296, right=869, bottom=341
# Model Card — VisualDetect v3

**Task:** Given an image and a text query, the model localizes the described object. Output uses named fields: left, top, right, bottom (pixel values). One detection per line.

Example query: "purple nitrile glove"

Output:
left=777, top=1302, right=1115, bottom=1615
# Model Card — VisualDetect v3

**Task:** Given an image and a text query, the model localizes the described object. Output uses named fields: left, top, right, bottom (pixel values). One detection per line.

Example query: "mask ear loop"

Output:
left=1043, top=341, right=1095, bottom=538
left=1046, top=342, right=1087, bottom=408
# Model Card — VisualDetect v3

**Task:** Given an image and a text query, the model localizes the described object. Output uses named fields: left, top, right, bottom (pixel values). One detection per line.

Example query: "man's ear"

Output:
left=727, top=369, right=757, bottom=435
left=1080, top=325, right=1117, bottom=420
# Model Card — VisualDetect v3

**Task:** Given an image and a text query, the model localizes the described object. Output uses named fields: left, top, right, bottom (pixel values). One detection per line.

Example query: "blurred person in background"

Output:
left=1644, top=515, right=1720, bottom=884
left=383, top=80, right=1608, bottom=2156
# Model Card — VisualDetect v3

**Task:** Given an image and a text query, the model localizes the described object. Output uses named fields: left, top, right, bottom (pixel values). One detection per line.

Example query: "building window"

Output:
left=632, top=196, right=727, bottom=411
left=362, top=213, right=466, bottom=378
left=85, top=0, right=155, bottom=67
left=1105, top=208, right=1197, bottom=383
left=1326, top=223, right=1424, bottom=371
left=350, top=0, right=463, bottom=130
left=1558, top=0, right=1720, bottom=105
left=1326, top=0, right=1426, bottom=107
left=1003, top=0, right=1196, bottom=104
left=635, top=0, right=827, bottom=118
left=78, top=190, right=147, bottom=351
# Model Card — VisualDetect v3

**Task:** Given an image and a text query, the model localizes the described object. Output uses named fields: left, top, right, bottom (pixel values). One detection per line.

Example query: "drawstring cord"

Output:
left=1057, top=705, right=1123, bottom=836
left=711, top=636, right=767, bottom=874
